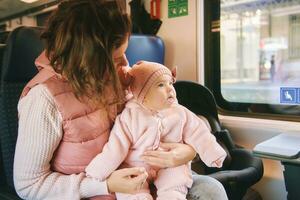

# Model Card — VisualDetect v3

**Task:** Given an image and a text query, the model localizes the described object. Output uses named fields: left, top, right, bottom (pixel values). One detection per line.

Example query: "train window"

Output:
left=205, top=0, right=300, bottom=120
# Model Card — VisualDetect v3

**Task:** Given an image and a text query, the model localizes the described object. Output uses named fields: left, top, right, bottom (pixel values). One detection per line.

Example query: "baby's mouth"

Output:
left=167, top=96, right=175, bottom=103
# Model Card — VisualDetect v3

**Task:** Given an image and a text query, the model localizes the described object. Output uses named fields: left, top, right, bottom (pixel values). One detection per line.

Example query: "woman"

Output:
left=14, top=0, right=228, bottom=199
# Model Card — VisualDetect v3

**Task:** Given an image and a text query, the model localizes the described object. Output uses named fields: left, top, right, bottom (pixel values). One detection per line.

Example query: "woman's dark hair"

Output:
left=41, top=0, right=131, bottom=106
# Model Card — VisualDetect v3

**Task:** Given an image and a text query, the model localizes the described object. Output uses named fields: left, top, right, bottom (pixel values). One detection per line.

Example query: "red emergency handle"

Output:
left=150, top=0, right=160, bottom=19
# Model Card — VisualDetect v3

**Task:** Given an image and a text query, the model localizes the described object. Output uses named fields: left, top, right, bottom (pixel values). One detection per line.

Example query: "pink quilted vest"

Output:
left=20, top=51, right=117, bottom=200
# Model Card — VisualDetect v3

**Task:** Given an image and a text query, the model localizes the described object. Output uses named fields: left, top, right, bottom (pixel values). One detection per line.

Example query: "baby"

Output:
left=85, top=61, right=226, bottom=200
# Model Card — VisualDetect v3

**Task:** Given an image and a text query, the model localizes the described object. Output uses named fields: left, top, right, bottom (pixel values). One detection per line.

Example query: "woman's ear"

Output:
left=118, top=66, right=133, bottom=87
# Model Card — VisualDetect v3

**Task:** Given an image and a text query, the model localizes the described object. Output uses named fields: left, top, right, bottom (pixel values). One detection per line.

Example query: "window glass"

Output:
left=220, top=0, right=300, bottom=107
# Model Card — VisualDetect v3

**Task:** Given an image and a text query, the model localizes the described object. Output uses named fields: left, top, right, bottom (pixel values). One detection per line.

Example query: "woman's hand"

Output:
left=141, top=142, right=196, bottom=168
left=106, top=167, right=148, bottom=194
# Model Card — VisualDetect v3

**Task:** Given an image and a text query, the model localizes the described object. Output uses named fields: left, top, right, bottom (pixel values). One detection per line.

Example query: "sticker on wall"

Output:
left=280, top=87, right=298, bottom=104
left=168, top=0, right=188, bottom=18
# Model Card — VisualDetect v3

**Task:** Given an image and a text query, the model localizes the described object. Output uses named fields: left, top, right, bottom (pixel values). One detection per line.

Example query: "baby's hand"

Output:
left=211, top=155, right=226, bottom=168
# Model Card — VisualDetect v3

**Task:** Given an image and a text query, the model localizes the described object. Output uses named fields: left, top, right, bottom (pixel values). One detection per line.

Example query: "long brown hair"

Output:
left=41, top=0, right=131, bottom=106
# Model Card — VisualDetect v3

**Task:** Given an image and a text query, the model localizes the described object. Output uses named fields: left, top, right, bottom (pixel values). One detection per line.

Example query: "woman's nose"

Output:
left=115, top=54, right=129, bottom=69
left=120, top=54, right=128, bottom=67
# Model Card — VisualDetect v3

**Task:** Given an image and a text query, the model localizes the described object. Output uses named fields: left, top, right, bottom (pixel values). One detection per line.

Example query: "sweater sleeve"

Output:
left=14, top=84, right=109, bottom=200
left=85, top=110, right=132, bottom=180
left=182, top=107, right=226, bottom=168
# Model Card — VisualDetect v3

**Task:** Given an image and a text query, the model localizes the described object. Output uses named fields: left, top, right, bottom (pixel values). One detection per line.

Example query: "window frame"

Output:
left=203, top=0, right=300, bottom=122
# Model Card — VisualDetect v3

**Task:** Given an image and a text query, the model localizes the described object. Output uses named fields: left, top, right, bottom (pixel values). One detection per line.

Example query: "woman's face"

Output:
left=112, top=38, right=129, bottom=71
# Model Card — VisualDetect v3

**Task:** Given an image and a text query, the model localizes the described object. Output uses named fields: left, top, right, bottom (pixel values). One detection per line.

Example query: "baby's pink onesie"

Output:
left=86, top=99, right=226, bottom=200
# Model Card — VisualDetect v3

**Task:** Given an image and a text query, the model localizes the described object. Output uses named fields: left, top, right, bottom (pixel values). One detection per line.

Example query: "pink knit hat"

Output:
left=119, top=61, right=175, bottom=103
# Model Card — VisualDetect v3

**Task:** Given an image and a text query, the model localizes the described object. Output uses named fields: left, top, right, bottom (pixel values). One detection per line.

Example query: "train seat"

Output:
left=174, top=80, right=264, bottom=200
left=125, top=34, right=165, bottom=65
left=0, top=26, right=44, bottom=199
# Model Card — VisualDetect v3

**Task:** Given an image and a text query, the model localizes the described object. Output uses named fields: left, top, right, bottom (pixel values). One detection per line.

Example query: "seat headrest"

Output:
left=125, top=34, right=165, bottom=66
left=174, top=81, right=220, bottom=130
left=1, top=26, right=45, bottom=82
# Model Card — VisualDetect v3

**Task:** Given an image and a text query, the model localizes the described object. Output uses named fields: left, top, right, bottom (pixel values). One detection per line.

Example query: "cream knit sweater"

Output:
left=14, top=84, right=109, bottom=200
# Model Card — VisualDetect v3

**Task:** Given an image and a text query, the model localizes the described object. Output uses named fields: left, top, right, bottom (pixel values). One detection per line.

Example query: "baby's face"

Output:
left=143, top=74, right=176, bottom=111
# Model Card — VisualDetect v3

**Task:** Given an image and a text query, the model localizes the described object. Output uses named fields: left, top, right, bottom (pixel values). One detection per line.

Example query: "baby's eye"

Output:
left=158, top=83, right=164, bottom=87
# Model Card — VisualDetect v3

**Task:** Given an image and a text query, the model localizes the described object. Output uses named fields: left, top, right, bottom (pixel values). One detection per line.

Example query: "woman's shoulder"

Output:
left=18, top=84, right=56, bottom=110
left=23, top=84, right=53, bottom=99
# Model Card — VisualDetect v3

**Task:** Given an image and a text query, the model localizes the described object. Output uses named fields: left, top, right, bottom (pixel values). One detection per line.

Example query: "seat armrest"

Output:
left=209, top=167, right=262, bottom=192
left=207, top=148, right=263, bottom=186
left=230, top=148, right=264, bottom=183
left=230, top=149, right=263, bottom=170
